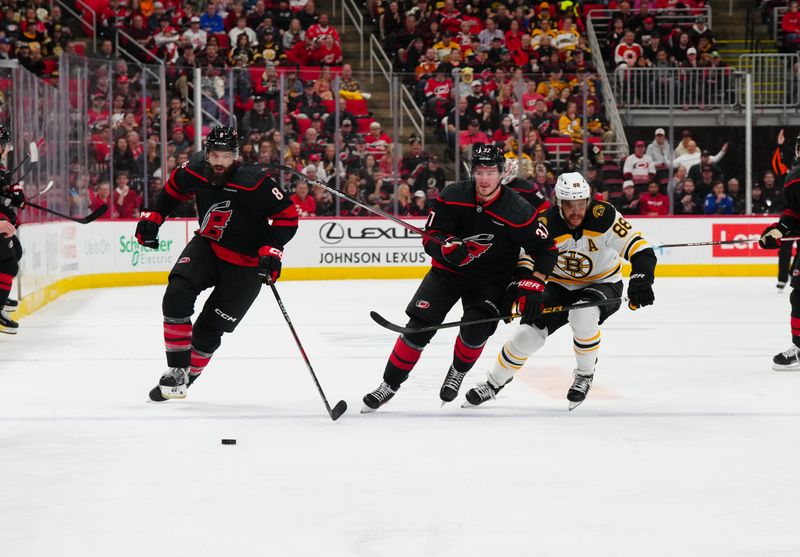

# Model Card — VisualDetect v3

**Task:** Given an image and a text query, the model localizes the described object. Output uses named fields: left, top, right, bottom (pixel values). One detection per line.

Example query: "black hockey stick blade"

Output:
left=23, top=199, right=107, bottom=224
left=370, top=297, right=626, bottom=335
left=330, top=400, right=348, bottom=421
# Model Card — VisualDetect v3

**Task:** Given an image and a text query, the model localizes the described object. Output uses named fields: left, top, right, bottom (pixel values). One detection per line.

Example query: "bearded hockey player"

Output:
left=464, top=171, right=657, bottom=410
left=136, top=126, right=299, bottom=401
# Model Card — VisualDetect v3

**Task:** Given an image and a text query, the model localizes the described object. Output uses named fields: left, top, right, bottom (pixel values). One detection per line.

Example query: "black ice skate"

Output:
left=0, top=311, right=19, bottom=335
left=462, top=381, right=503, bottom=407
left=148, top=367, right=193, bottom=401
left=440, top=366, right=468, bottom=404
left=4, top=298, right=18, bottom=312
left=773, top=345, right=800, bottom=371
left=567, top=373, right=594, bottom=411
left=777, top=281, right=787, bottom=293
left=361, top=381, right=397, bottom=413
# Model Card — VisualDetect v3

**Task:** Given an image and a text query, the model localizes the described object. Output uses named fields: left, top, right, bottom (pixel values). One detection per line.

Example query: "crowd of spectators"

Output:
left=761, top=0, right=800, bottom=52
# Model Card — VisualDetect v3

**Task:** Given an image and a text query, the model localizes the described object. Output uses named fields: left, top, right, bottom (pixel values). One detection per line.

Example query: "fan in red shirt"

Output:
left=290, top=179, right=317, bottom=216
left=438, top=0, right=463, bottom=36
left=638, top=181, right=670, bottom=216
left=783, top=1, right=800, bottom=48
left=309, top=34, right=342, bottom=66
left=306, top=13, right=340, bottom=44
left=364, top=121, right=393, bottom=160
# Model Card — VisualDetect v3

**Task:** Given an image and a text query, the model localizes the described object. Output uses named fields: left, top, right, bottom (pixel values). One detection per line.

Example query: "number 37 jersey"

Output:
left=528, top=201, right=651, bottom=291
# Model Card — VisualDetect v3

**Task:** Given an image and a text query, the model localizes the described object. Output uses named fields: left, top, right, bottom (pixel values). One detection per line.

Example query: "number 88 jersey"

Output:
left=530, top=201, right=650, bottom=291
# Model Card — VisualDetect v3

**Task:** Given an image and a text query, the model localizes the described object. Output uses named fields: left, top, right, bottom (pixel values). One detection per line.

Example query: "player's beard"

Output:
left=205, top=162, right=234, bottom=187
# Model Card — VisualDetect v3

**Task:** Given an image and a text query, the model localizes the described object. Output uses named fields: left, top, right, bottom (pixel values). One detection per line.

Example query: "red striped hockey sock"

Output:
left=383, top=335, right=424, bottom=387
left=451, top=335, right=486, bottom=373
left=164, top=317, right=192, bottom=368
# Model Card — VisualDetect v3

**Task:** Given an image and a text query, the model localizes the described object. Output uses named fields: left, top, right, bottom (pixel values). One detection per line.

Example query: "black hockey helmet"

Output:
left=0, top=125, right=9, bottom=145
left=471, top=142, right=505, bottom=175
left=205, top=125, right=239, bottom=158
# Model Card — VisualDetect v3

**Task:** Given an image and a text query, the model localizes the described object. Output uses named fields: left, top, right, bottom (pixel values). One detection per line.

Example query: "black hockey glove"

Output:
left=627, top=273, right=655, bottom=310
left=440, top=237, right=471, bottom=266
left=135, top=211, right=164, bottom=249
left=6, top=182, right=25, bottom=208
left=759, top=222, right=789, bottom=250
left=258, top=245, right=283, bottom=283
left=512, top=277, right=546, bottom=325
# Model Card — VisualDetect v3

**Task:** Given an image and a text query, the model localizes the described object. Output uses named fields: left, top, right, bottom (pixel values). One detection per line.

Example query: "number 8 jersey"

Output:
left=522, top=200, right=651, bottom=291
left=154, top=152, right=298, bottom=266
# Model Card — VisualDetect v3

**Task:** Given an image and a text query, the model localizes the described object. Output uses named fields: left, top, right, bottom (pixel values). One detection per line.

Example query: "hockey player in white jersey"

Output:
left=463, top=172, right=658, bottom=410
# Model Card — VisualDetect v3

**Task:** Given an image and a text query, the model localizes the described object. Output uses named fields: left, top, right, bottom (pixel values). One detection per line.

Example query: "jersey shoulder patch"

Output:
left=583, top=201, right=616, bottom=234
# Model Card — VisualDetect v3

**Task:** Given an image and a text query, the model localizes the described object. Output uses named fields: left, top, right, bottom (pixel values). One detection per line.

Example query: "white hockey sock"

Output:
left=488, top=324, right=548, bottom=387
left=569, top=306, right=601, bottom=375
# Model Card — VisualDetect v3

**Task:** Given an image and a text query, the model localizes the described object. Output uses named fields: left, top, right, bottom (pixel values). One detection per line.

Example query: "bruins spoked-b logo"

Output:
left=557, top=251, right=593, bottom=279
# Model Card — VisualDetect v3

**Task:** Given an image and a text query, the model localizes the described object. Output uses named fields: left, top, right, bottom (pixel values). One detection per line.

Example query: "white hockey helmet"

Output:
left=555, top=172, right=591, bottom=206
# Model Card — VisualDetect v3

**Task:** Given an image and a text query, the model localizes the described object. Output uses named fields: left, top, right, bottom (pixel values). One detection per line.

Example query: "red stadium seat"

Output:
left=214, top=33, right=230, bottom=50
left=320, top=99, right=336, bottom=113
left=295, top=116, right=313, bottom=136
left=346, top=98, right=369, bottom=115
left=355, top=117, right=375, bottom=134
left=42, top=59, right=58, bottom=76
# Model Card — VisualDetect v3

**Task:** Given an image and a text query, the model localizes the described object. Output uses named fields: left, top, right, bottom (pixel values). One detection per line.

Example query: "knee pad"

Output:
left=0, top=255, right=18, bottom=278
left=509, top=323, right=548, bottom=355
left=403, top=317, right=436, bottom=348
left=460, top=305, right=499, bottom=343
left=191, top=312, right=224, bottom=355
left=791, top=288, right=800, bottom=314
left=162, top=276, right=201, bottom=319
left=568, top=306, right=601, bottom=338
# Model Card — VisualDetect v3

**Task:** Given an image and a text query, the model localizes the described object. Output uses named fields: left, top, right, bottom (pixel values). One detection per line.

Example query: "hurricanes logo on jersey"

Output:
left=557, top=251, right=593, bottom=279
left=199, top=200, right=233, bottom=241
left=460, top=233, right=494, bottom=264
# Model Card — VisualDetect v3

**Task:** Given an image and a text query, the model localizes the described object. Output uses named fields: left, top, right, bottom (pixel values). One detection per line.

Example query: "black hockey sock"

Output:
left=0, top=256, right=19, bottom=309
left=164, top=317, right=192, bottom=368
left=450, top=334, right=486, bottom=374
left=791, top=289, right=800, bottom=346
left=383, top=335, right=425, bottom=388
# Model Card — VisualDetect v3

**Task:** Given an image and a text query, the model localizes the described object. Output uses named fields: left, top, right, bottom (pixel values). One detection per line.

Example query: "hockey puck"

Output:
left=221, top=439, right=237, bottom=445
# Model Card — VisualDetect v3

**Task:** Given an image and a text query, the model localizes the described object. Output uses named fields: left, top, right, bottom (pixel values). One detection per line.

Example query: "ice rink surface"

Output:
left=2, top=277, right=799, bottom=556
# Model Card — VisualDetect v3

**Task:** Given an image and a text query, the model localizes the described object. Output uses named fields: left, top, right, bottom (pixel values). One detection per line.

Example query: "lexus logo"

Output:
left=319, top=222, right=345, bottom=244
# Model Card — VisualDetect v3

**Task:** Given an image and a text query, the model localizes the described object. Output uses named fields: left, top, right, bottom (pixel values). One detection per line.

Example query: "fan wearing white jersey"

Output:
left=464, top=172, right=658, bottom=410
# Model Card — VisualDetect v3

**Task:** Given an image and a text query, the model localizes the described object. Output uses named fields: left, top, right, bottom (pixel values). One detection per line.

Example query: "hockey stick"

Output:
left=657, top=236, right=800, bottom=249
left=266, top=163, right=447, bottom=246
left=27, top=180, right=54, bottom=201
left=370, top=297, right=626, bottom=335
left=265, top=278, right=348, bottom=421
left=23, top=199, right=108, bottom=224
left=7, top=139, right=43, bottom=182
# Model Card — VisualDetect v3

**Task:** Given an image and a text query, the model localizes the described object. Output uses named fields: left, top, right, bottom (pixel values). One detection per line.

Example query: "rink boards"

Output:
left=14, top=216, right=778, bottom=318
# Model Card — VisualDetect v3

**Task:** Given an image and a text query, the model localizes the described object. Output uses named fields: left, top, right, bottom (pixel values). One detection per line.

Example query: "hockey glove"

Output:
left=7, top=182, right=25, bottom=208
left=258, top=245, right=283, bottom=283
left=627, top=273, right=655, bottom=310
left=440, top=237, right=471, bottom=266
left=759, top=222, right=789, bottom=250
left=135, top=211, right=164, bottom=249
left=514, top=277, right=546, bottom=325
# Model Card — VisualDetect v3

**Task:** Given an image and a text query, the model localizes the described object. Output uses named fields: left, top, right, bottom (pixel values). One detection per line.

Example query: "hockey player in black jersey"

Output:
left=464, top=172, right=657, bottom=410
left=362, top=143, right=557, bottom=412
left=759, top=131, right=800, bottom=370
left=0, top=125, right=24, bottom=334
left=136, top=126, right=299, bottom=401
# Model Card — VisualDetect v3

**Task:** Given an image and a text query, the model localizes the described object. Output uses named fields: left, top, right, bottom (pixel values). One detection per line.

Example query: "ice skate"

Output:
left=567, top=373, right=594, bottom=411
left=462, top=381, right=503, bottom=407
left=4, top=298, right=18, bottom=312
left=773, top=345, right=800, bottom=371
left=777, top=281, right=787, bottom=292
left=361, top=381, right=397, bottom=413
left=439, top=366, right=468, bottom=404
left=148, top=367, right=190, bottom=401
left=0, top=311, right=18, bottom=335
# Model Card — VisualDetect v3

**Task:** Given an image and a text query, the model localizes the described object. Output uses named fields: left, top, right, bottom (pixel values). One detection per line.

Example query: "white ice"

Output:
left=1, top=277, right=799, bottom=557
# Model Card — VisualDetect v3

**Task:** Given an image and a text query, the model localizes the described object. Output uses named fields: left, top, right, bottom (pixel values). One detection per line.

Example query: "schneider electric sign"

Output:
left=118, top=235, right=176, bottom=267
